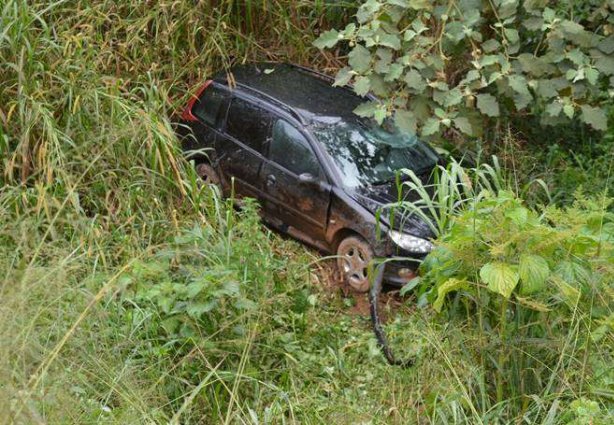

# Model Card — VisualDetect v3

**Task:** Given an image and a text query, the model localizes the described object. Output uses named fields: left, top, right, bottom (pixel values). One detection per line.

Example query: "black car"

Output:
left=178, top=63, right=439, bottom=292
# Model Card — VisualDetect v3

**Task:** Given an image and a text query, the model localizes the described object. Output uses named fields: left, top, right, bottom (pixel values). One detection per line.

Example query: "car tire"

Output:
left=337, top=235, right=373, bottom=293
left=195, top=163, right=221, bottom=190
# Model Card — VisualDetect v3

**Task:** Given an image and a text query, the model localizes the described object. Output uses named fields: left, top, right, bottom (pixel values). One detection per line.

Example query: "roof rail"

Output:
left=223, top=81, right=306, bottom=124
left=288, top=63, right=335, bottom=83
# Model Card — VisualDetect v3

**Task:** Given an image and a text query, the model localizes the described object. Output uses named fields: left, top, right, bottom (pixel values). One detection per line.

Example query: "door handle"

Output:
left=266, top=174, right=276, bottom=187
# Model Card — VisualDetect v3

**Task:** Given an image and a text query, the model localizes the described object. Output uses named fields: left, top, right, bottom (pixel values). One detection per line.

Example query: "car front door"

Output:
left=260, top=118, right=331, bottom=241
left=215, top=96, right=273, bottom=200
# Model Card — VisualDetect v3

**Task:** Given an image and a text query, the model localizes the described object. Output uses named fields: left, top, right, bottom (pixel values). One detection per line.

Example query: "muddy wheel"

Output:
left=195, top=163, right=221, bottom=190
left=337, top=235, right=373, bottom=293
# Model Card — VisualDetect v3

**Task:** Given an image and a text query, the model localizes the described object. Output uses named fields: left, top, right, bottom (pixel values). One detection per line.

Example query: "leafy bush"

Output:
left=315, top=0, right=613, bottom=139
left=416, top=190, right=614, bottom=412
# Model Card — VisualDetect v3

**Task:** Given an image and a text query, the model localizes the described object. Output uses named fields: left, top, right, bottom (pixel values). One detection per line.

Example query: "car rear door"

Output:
left=215, top=96, right=273, bottom=200
left=260, top=118, right=331, bottom=241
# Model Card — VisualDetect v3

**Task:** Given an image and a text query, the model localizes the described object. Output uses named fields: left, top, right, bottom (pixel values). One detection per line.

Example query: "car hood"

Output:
left=347, top=178, right=435, bottom=240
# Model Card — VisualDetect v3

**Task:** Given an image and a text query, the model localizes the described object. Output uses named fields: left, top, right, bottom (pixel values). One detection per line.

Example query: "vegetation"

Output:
left=315, top=0, right=614, bottom=139
left=0, top=0, right=612, bottom=424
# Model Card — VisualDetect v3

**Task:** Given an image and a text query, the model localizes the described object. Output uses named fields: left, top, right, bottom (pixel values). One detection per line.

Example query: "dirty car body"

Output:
left=177, top=63, right=440, bottom=289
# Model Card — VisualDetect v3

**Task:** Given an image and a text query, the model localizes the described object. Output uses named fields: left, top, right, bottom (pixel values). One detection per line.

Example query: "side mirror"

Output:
left=298, top=172, right=330, bottom=192
left=298, top=172, right=317, bottom=184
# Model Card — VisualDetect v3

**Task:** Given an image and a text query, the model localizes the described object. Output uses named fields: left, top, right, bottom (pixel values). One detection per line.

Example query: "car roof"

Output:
left=213, top=63, right=366, bottom=124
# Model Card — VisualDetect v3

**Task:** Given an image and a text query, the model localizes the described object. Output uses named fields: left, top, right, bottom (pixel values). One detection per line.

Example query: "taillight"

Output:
left=181, top=80, right=213, bottom=122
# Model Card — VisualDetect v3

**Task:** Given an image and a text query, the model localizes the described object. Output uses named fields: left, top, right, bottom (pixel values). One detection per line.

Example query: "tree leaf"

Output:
left=404, top=69, right=426, bottom=92
left=545, top=101, right=562, bottom=117
left=379, top=33, right=401, bottom=50
left=394, top=109, right=417, bottom=134
left=422, top=117, right=440, bottom=136
left=433, top=278, right=468, bottom=312
left=354, top=76, right=371, bottom=96
left=480, top=262, right=519, bottom=298
left=348, top=44, right=372, bottom=73
left=313, top=29, right=340, bottom=49
left=453, top=116, right=474, bottom=136
left=508, top=75, right=532, bottom=110
left=580, top=105, right=607, bottom=131
left=519, top=254, right=550, bottom=295
left=333, top=67, right=353, bottom=87
left=476, top=93, right=500, bottom=117
left=353, top=101, right=379, bottom=118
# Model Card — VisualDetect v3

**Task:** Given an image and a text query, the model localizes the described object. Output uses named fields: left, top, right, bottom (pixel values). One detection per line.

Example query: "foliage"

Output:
left=314, top=0, right=614, bottom=139
left=416, top=190, right=614, bottom=412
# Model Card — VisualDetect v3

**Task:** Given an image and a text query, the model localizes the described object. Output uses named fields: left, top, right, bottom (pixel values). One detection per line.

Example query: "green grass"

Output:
left=1, top=0, right=613, bottom=423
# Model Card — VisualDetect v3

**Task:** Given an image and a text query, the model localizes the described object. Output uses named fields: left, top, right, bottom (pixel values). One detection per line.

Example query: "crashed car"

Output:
left=178, top=63, right=440, bottom=292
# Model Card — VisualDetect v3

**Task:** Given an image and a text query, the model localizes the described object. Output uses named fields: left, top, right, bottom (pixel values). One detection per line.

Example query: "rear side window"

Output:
left=192, top=85, right=229, bottom=127
left=270, top=120, right=321, bottom=176
left=225, top=97, right=272, bottom=153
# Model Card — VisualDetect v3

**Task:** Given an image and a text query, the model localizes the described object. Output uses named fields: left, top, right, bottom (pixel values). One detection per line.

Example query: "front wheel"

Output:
left=336, top=235, right=374, bottom=293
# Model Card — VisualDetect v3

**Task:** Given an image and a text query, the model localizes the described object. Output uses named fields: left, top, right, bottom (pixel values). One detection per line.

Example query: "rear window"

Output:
left=225, top=97, right=272, bottom=153
left=192, top=85, right=229, bottom=127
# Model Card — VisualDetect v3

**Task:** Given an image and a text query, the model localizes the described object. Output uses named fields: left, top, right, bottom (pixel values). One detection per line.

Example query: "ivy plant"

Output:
left=314, top=0, right=614, bottom=138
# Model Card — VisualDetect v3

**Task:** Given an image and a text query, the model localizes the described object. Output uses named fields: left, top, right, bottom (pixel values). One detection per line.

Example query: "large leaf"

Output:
left=480, top=262, right=519, bottom=298
left=348, top=44, right=372, bottom=73
left=354, top=76, right=371, bottom=96
left=476, top=94, right=500, bottom=117
left=433, top=278, right=468, bottom=312
left=404, top=69, right=426, bottom=92
left=580, top=105, right=607, bottom=131
left=394, top=109, right=417, bottom=134
left=519, top=254, right=550, bottom=295
left=333, top=67, right=353, bottom=87
left=313, top=29, right=340, bottom=49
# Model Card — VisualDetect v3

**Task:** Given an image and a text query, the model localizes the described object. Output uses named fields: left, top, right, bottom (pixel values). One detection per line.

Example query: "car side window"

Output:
left=270, top=120, right=321, bottom=176
left=225, top=97, right=271, bottom=153
left=192, top=85, right=229, bottom=127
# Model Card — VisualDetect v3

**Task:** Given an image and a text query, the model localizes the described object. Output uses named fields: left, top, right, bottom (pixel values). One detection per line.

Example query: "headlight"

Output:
left=388, top=230, right=434, bottom=253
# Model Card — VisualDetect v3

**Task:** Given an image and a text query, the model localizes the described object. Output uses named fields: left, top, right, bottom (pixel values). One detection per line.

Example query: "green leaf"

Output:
left=519, top=254, right=550, bottom=295
left=433, top=278, right=468, bottom=312
left=482, top=39, right=501, bottom=53
left=394, top=109, right=417, bottom=134
left=503, top=28, right=519, bottom=45
left=480, top=262, right=519, bottom=298
left=408, top=0, right=431, bottom=10
left=357, top=0, right=381, bottom=23
left=505, top=206, right=528, bottom=226
left=388, top=0, right=410, bottom=8
left=404, top=69, right=426, bottom=92
left=353, top=101, right=379, bottom=118
left=444, top=87, right=463, bottom=106
left=586, top=68, right=599, bottom=85
left=379, top=33, right=401, bottom=50
left=580, top=105, right=607, bottom=131
left=373, top=105, right=387, bottom=124
left=354, top=76, right=371, bottom=96
left=348, top=44, right=372, bottom=73
left=508, top=75, right=532, bottom=110
left=476, top=93, right=500, bottom=117
left=422, top=118, right=440, bottom=136
left=333, top=67, right=353, bottom=87
left=313, top=29, right=340, bottom=49
left=453, top=116, right=473, bottom=136
left=384, top=63, right=404, bottom=82
left=563, top=103, right=574, bottom=119
left=597, top=35, right=614, bottom=55
left=545, top=101, right=562, bottom=117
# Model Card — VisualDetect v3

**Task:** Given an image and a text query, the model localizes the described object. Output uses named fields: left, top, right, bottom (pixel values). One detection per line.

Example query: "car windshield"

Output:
left=312, top=118, right=439, bottom=188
